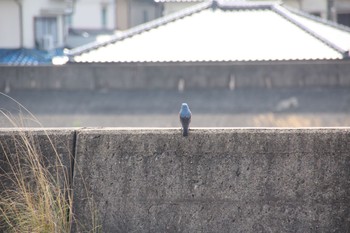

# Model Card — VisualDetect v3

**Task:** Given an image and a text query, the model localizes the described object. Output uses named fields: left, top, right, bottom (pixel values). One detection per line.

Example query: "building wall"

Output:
left=115, top=0, right=162, bottom=30
left=115, top=0, right=129, bottom=30
left=72, top=0, right=115, bottom=30
left=336, top=0, right=350, bottom=13
left=283, top=0, right=300, bottom=9
left=298, top=0, right=327, bottom=17
left=283, top=0, right=350, bottom=25
left=0, top=0, right=20, bottom=48
left=162, top=2, right=200, bottom=15
left=129, top=0, right=162, bottom=27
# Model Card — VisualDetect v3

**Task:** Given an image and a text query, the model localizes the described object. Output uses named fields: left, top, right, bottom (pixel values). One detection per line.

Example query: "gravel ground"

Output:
left=1, top=88, right=350, bottom=127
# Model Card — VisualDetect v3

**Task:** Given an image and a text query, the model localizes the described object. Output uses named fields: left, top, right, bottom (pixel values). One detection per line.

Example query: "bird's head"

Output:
left=181, top=103, right=189, bottom=110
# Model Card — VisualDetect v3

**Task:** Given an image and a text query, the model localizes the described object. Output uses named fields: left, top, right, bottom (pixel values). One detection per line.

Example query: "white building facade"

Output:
left=0, top=0, right=115, bottom=50
left=0, top=0, right=72, bottom=49
left=0, top=0, right=21, bottom=48
left=70, top=0, right=115, bottom=30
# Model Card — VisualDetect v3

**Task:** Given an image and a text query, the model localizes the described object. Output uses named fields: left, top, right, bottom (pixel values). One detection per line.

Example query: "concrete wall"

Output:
left=1, top=61, right=350, bottom=91
left=1, top=128, right=350, bottom=232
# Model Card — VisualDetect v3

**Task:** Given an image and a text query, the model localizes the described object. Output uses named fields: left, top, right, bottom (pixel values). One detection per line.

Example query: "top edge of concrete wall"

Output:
left=2, top=59, right=350, bottom=67
left=63, top=59, right=350, bottom=66
left=0, top=128, right=79, bottom=134
left=1, top=127, right=350, bottom=133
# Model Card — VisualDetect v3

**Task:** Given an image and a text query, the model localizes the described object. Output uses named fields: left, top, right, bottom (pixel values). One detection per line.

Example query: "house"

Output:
left=67, top=0, right=350, bottom=63
left=0, top=0, right=72, bottom=64
left=0, top=0, right=72, bottom=50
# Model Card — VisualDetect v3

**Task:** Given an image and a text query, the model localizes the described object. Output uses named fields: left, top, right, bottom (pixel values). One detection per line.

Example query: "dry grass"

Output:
left=0, top=92, right=100, bottom=233
left=0, top=132, right=72, bottom=233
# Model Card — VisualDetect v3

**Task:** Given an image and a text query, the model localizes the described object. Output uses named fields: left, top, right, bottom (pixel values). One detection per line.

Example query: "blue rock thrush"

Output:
left=179, top=103, right=192, bottom=136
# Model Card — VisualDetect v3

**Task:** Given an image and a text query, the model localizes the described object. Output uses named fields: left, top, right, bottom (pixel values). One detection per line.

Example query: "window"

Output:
left=337, top=13, right=350, bottom=27
left=35, top=17, right=58, bottom=50
left=101, top=6, right=107, bottom=28
left=310, top=12, right=321, bottom=18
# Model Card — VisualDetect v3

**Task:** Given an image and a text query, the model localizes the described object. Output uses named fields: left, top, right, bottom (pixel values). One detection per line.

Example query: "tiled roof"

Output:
left=68, top=0, right=350, bottom=63
left=0, top=48, right=64, bottom=65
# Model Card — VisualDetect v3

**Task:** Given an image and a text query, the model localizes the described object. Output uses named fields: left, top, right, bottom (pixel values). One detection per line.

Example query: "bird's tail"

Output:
left=183, top=128, right=189, bottom=136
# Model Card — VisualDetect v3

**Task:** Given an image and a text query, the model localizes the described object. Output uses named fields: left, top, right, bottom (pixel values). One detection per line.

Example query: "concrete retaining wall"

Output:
left=1, top=61, right=350, bottom=90
left=1, top=128, right=350, bottom=232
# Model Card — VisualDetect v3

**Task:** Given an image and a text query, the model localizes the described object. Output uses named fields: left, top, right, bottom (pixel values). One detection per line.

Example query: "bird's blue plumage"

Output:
left=179, top=103, right=191, bottom=136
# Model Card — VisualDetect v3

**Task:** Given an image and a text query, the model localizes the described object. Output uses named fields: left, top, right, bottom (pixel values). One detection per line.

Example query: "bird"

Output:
left=179, top=103, right=191, bottom=136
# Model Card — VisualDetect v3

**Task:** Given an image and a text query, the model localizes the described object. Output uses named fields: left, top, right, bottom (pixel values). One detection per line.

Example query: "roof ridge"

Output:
left=272, top=4, right=348, bottom=58
left=67, top=1, right=212, bottom=57
left=216, top=0, right=279, bottom=9
left=68, top=0, right=281, bottom=58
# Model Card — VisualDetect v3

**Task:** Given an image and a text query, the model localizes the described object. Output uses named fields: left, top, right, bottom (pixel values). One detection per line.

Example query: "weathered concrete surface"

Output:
left=73, top=128, right=350, bottom=232
left=0, top=128, right=76, bottom=199
left=1, top=61, right=350, bottom=91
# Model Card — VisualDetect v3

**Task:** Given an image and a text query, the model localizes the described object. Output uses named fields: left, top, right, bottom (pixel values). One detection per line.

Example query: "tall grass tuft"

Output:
left=0, top=93, right=72, bottom=232
left=0, top=131, right=72, bottom=233
left=0, top=92, right=101, bottom=232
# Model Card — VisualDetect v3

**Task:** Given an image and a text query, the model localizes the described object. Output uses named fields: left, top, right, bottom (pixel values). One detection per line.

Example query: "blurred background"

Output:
left=0, top=0, right=350, bottom=128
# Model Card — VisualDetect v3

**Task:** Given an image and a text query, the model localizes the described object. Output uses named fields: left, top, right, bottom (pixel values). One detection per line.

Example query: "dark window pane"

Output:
left=337, top=13, right=350, bottom=27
